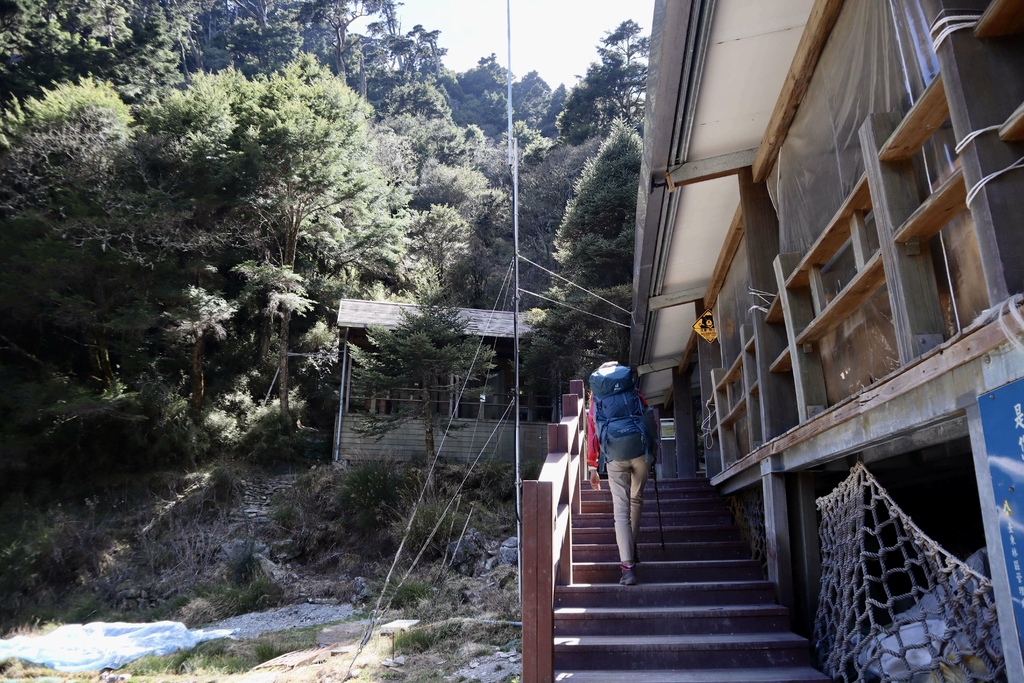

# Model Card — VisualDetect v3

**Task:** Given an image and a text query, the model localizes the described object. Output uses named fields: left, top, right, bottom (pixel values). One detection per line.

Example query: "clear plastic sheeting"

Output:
left=714, top=239, right=751, bottom=366
left=814, top=464, right=1004, bottom=682
left=769, top=0, right=910, bottom=254
left=0, top=621, right=234, bottom=672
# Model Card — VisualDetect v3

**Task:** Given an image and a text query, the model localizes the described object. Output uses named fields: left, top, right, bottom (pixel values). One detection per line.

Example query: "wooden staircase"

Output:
left=552, top=477, right=830, bottom=682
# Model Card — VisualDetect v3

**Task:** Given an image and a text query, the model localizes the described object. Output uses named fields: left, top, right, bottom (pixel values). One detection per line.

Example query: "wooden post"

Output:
left=521, top=479, right=554, bottom=683
left=761, top=456, right=794, bottom=614
left=673, top=364, right=698, bottom=478
left=741, top=324, right=763, bottom=449
left=774, top=253, right=828, bottom=422
left=712, top=368, right=739, bottom=469
left=860, top=113, right=946, bottom=363
left=788, top=472, right=822, bottom=637
left=928, top=0, right=1024, bottom=305
left=967, top=402, right=1024, bottom=681
left=698, top=334, right=723, bottom=478
left=753, top=310, right=798, bottom=441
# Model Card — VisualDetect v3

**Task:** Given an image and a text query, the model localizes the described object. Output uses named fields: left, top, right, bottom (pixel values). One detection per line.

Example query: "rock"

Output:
left=220, top=539, right=269, bottom=562
left=352, top=576, right=371, bottom=601
left=498, top=537, right=518, bottom=565
left=448, top=528, right=488, bottom=576
left=395, top=656, right=405, bottom=665
left=271, top=539, right=300, bottom=561
left=257, top=555, right=287, bottom=581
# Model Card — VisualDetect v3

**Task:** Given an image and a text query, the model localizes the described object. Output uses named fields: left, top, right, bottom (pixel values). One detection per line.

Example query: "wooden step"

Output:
left=572, top=524, right=741, bottom=545
left=553, top=632, right=814, bottom=670
left=554, top=603, right=790, bottom=636
left=580, top=486, right=722, bottom=499
left=572, top=558, right=764, bottom=584
left=571, top=540, right=750, bottom=563
left=574, top=509, right=732, bottom=527
left=580, top=498, right=727, bottom=514
left=550, top=667, right=831, bottom=682
left=555, top=580, right=778, bottom=609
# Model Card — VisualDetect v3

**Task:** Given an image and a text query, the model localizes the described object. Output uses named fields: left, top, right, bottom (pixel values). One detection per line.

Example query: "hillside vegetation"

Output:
left=0, top=1, right=648, bottom=674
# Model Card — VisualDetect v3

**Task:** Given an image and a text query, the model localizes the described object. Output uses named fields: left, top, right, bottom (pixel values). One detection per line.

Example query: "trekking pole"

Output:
left=652, top=454, right=665, bottom=552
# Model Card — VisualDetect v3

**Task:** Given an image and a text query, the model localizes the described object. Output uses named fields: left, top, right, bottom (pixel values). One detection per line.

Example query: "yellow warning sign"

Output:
left=693, top=309, right=717, bottom=343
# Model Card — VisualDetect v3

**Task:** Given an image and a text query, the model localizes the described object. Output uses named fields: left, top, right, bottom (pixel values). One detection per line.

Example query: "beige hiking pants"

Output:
left=605, top=455, right=650, bottom=566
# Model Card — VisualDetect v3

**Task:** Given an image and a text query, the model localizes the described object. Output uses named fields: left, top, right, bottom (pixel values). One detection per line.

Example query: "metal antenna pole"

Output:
left=505, top=0, right=523, bottom=608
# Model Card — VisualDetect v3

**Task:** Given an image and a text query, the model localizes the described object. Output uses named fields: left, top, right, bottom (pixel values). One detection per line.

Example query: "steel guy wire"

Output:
left=518, top=253, right=631, bottom=314
left=519, top=287, right=631, bottom=328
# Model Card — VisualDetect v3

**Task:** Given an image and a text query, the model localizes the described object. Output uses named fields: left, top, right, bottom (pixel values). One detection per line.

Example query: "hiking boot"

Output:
left=619, top=566, right=637, bottom=586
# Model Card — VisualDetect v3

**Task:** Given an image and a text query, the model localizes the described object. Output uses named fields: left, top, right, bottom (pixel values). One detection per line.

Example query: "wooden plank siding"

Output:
left=340, top=416, right=548, bottom=462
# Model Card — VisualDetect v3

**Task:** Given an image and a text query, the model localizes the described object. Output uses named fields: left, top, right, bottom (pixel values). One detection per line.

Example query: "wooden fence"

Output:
left=521, top=379, right=586, bottom=683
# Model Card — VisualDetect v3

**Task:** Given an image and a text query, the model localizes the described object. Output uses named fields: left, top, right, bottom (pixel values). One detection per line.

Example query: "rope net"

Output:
left=726, top=487, right=767, bottom=578
left=814, top=463, right=1005, bottom=682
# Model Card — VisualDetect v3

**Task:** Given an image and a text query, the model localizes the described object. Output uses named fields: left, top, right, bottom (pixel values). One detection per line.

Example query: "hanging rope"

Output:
left=519, top=288, right=630, bottom=328
left=814, top=462, right=1003, bottom=682
left=701, top=398, right=716, bottom=450
left=929, top=12, right=981, bottom=53
left=518, top=254, right=631, bottom=314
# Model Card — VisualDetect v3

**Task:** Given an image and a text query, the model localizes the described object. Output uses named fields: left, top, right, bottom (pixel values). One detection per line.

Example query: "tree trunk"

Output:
left=259, top=310, right=272, bottom=361
left=278, top=311, right=291, bottom=423
left=335, top=24, right=347, bottom=82
left=89, top=330, right=114, bottom=389
left=191, top=334, right=205, bottom=415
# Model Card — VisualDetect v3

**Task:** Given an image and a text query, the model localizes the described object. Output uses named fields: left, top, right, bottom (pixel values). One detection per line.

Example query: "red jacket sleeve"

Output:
left=587, top=400, right=599, bottom=469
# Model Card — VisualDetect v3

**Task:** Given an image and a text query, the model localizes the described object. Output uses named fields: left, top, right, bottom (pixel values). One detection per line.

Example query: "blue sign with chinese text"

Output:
left=978, top=379, right=1024, bottom=656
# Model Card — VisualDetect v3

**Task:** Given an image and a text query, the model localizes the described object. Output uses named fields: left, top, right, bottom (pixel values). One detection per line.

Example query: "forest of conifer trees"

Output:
left=0, top=0, right=649, bottom=489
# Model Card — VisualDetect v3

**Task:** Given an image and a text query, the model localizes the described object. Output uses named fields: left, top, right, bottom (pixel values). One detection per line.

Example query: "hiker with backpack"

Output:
left=587, top=361, right=659, bottom=586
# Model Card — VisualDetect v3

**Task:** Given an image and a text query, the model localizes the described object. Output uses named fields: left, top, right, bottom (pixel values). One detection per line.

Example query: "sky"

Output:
left=365, top=0, right=656, bottom=89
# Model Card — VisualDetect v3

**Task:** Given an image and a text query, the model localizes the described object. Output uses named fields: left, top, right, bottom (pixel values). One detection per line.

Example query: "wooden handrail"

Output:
left=521, top=379, right=585, bottom=683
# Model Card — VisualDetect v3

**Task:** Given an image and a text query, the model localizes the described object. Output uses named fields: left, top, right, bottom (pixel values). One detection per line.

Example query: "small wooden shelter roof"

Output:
left=336, top=298, right=525, bottom=339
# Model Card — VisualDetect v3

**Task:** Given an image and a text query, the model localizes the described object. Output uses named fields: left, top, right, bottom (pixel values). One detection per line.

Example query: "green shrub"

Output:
left=394, top=497, right=467, bottom=562
left=394, top=620, right=464, bottom=653
left=337, top=462, right=401, bottom=533
left=201, top=576, right=282, bottom=619
left=389, top=580, right=432, bottom=609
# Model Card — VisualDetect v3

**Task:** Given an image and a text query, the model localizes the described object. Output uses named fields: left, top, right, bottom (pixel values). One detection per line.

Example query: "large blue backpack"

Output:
left=589, top=364, right=657, bottom=464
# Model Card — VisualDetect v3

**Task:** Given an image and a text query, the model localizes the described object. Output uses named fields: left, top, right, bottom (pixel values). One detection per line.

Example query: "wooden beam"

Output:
left=974, top=0, right=1024, bottom=37
left=698, top=337, right=723, bottom=477
left=936, top=5, right=1024, bottom=305
left=762, top=462, right=794, bottom=614
left=860, top=113, right=946, bottom=363
left=738, top=167, right=781, bottom=297
left=770, top=346, right=792, bottom=373
left=786, top=174, right=871, bottom=289
left=712, top=308, right=1018, bottom=487
left=893, top=167, right=967, bottom=243
left=712, top=367, right=741, bottom=466
left=704, top=204, right=744, bottom=310
left=754, top=312, right=798, bottom=440
left=878, top=75, right=950, bottom=162
left=715, top=351, right=744, bottom=393
left=648, top=284, right=706, bottom=310
left=774, top=253, right=828, bottom=423
left=1000, top=100, right=1024, bottom=141
left=752, top=0, right=846, bottom=182
left=637, top=357, right=681, bottom=375
left=666, top=148, right=757, bottom=190
left=794, top=252, right=886, bottom=345
left=741, top=324, right=763, bottom=447
left=766, top=295, right=783, bottom=324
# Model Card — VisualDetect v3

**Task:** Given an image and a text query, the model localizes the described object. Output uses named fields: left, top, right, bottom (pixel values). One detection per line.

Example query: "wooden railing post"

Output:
left=521, top=381, right=585, bottom=683
left=522, top=479, right=554, bottom=683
